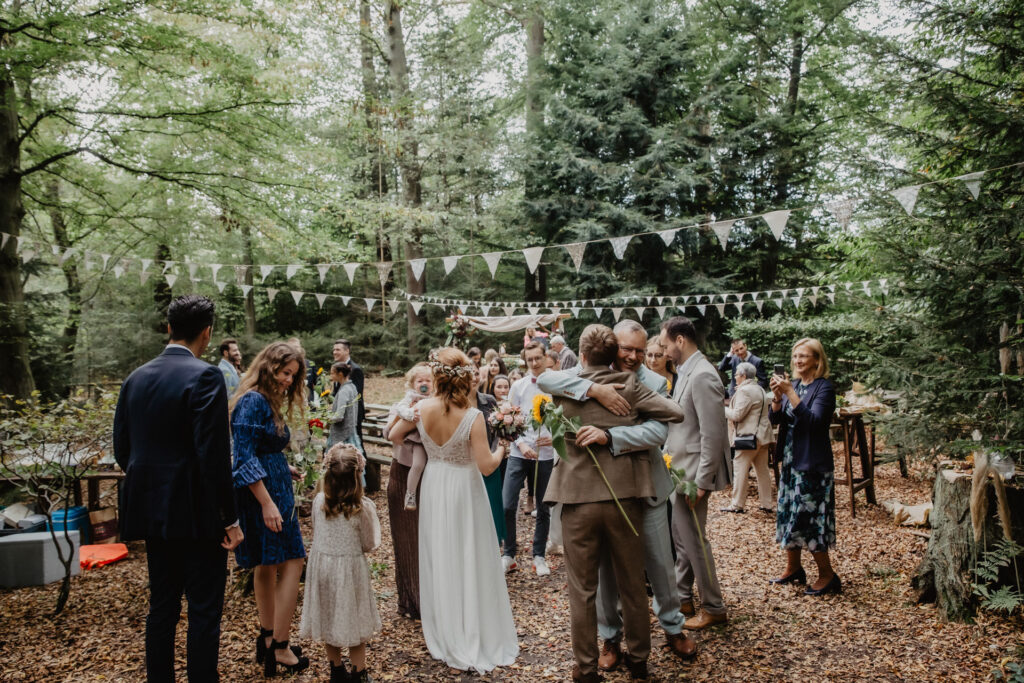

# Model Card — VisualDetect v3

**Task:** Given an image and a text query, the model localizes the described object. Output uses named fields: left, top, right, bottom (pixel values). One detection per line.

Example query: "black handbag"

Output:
left=733, top=389, right=768, bottom=451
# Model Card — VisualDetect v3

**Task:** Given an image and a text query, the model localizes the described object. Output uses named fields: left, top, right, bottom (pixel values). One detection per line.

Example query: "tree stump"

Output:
left=911, top=468, right=1024, bottom=622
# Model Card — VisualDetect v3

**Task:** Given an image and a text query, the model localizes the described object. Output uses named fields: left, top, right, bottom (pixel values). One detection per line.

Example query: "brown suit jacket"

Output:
left=544, top=366, right=686, bottom=505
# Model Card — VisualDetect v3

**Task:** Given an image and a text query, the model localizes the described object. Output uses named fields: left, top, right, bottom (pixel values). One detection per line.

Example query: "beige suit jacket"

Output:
left=724, top=379, right=772, bottom=446
left=664, top=352, right=733, bottom=492
left=544, top=366, right=685, bottom=505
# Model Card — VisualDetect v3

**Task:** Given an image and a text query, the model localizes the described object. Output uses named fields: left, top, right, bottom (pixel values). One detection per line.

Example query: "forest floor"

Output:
left=1, top=375, right=1021, bottom=682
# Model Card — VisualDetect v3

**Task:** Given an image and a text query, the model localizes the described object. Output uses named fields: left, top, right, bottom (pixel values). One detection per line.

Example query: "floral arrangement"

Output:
left=444, top=313, right=474, bottom=348
left=532, top=393, right=638, bottom=536
left=488, top=400, right=528, bottom=441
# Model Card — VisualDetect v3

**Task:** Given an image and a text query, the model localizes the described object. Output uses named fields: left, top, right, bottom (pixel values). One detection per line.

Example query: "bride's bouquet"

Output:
left=488, top=401, right=528, bottom=442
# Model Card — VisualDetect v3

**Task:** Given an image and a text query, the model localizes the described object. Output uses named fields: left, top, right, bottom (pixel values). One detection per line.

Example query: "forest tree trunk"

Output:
left=523, top=10, right=546, bottom=303
left=241, top=222, right=256, bottom=336
left=0, top=69, right=34, bottom=399
left=47, top=179, right=81, bottom=386
left=152, top=243, right=172, bottom=336
left=911, top=468, right=1024, bottom=622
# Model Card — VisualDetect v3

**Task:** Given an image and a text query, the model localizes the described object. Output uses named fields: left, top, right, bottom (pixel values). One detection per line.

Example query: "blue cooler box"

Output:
left=48, top=506, right=91, bottom=545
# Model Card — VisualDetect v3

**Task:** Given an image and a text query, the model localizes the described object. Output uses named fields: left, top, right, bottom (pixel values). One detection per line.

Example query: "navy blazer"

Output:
left=718, top=352, right=769, bottom=396
left=769, top=377, right=836, bottom=473
left=113, top=346, right=237, bottom=541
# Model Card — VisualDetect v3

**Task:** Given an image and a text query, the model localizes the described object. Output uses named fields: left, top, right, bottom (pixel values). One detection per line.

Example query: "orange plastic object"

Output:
left=79, top=543, right=129, bottom=570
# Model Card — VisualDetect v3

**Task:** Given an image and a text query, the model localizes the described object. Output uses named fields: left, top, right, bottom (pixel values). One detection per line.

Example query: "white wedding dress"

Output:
left=417, top=408, right=519, bottom=673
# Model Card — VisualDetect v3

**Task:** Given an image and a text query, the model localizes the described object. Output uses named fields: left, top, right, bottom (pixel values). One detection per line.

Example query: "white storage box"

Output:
left=0, top=530, right=81, bottom=588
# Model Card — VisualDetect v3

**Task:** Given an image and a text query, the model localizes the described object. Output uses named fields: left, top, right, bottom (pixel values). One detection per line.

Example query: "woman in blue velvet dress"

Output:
left=230, top=341, right=310, bottom=675
left=768, top=338, right=840, bottom=597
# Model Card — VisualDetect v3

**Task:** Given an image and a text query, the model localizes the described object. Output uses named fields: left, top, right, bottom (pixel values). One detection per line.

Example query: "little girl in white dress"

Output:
left=299, top=444, right=382, bottom=683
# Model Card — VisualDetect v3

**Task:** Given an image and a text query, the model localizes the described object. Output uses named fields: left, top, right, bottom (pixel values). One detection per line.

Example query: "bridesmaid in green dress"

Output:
left=477, top=372, right=508, bottom=548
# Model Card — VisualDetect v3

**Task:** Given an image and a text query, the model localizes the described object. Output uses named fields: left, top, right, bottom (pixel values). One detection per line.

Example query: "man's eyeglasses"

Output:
left=619, top=346, right=645, bottom=356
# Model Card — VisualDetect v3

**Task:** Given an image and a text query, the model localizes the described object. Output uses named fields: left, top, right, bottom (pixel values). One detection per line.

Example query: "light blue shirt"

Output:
left=218, top=357, right=240, bottom=397
left=508, top=371, right=555, bottom=461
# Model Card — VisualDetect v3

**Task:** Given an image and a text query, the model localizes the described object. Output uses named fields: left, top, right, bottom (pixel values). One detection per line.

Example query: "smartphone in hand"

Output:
left=773, top=363, right=786, bottom=378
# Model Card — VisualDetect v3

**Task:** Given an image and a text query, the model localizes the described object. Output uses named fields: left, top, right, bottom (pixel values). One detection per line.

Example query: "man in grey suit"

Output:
left=658, top=316, right=732, bottom=630
left=538, top=320, right=697, bottom=670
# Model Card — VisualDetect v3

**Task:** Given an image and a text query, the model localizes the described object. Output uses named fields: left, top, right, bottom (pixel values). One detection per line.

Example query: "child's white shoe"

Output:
left=404, top=491, right=417, bottom=511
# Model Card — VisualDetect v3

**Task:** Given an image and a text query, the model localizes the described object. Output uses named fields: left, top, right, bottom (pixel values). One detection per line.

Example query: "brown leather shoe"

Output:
left=664, top=631, right=698, bottom=660
left=683, top=610, right=728, bottom=630
left=679, top=599, right=695, bottom=618
left=597, top=639, right=621, bottom=671
left=571, top=665, right=604, bottom=683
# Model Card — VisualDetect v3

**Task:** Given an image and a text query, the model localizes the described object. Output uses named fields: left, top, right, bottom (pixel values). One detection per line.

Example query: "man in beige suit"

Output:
left=545, top=324, right=685, bottom=683
left=658, top=316, right=732, bottom=630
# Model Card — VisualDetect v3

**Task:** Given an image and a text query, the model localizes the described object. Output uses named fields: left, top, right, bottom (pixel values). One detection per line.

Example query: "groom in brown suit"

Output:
left=545, top=325, right=685, bottom=683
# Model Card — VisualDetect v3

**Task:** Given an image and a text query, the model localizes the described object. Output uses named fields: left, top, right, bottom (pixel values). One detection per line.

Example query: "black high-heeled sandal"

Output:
left=768, top=567, right=807, bottom=585
left=255, top=627, right=303, bottom=664
left=804, top=573, right=842, bottom=596
left=263, top=639, right=309, bottom=677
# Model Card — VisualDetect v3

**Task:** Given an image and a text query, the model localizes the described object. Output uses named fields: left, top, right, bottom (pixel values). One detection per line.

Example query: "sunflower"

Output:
left=663, top=453, right=672, bottom=470
left=532, top=393, right=552, bottom=423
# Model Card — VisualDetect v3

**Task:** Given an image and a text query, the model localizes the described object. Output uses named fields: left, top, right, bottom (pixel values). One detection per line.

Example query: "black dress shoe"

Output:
left=805, top=574, right=842, bottom=596
left=768, top=567, right=807, bottom=585
left=264, top=639, right=310, bottom=677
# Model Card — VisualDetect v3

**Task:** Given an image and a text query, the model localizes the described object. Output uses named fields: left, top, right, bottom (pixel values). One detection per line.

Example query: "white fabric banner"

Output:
left=564, top=243, right=586, bottom=271
left=286, top=264, right=301, bottom=280
left=209, top=263, right=221, bottom=280
left=259, top=265, right=274, bottom=282
left=267, top=288, right=279, bottom=303
left=215, top=279, right=227, bottom=293
left=479, top=304, right=491, bottom=316
left=461, top=313, right=563, bottom=334
left=659, top=228, right=680, bottom=247
left=317, top=264, right=331, bottom=283
left=962, top=171, right=984, bottom=200
left=715, top=303, right=725, bottom=316
left=609, top=235, right=632, bottom=260
left=442, top=255, right=460, bottom=275
left=165, top=273, right=178, bottom=288
left=891, top=184, right=921, bottom=215
left=879, top=278, right=889, bottom=295
left=376, top=262, right=393, bottom=287
left=611, top=307, right=623, bottom=321
left=481, top=252, right=502, bottom=278
left=388, top=299, right=401, bottom=313
left=409, top=258, right=426, bottom=281
left=696, top=304, right=706, bottom=316
left=826, top=199, right=857, bottom=229
left=315, top=293, right=328, bottom=309
left=113, top=264, right=125, bottom=279
left=240, top=284, right=252, bottom=297
left=522, top=246, right=544, bottom=274
left=161, top=259, right=173, bottom=274
left=291, top=291, right=303, bottom=305
left=655, top=306, right=666, bottom=319
left=593, top=307, right=603, bottom=319
left=712, top=220, right=735, bottom=250
left=755, top=299, right=765, bottom=312
left=762, top=210, right=791, bottom=240
left=411, top=300, right=423, bottom=315
left=341, top=296, right=352, bottom=306
left=365, top=298, right=377, bottom=312
left=343, top=263, right=360, bottom=284
left=503, top=305, right=517, bottom=317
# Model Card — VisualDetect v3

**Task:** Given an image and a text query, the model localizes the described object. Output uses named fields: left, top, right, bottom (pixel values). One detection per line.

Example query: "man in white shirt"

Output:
left=502, top=341, right=555, bottom=576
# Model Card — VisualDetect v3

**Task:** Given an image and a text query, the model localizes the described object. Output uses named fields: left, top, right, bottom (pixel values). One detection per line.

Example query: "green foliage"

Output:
left=972, top=538, right=1024, bottom=615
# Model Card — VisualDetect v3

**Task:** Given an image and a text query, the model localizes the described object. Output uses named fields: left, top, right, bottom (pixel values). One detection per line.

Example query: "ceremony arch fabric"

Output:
left=457, top=314, right=567, bottom=333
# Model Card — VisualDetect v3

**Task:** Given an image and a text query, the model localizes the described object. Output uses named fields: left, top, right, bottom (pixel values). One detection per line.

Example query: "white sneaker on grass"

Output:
left=533, top=555, right=550, bottom=576
left=502, top=555, right=517, bottom=573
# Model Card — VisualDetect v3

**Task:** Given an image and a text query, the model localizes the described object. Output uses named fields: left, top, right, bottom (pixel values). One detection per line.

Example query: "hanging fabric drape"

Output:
left=460, top=313, right=564, bottom=333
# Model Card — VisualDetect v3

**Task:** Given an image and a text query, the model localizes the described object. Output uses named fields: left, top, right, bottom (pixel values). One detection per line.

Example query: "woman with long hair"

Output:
left=230, top=341, right=310, bottom=675
left=389, top=348, right=518, bottom=673
left=480, top=356, right=508, bottom=396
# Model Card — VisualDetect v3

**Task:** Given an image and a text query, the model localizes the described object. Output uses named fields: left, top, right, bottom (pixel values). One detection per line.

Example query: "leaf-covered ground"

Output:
left=1, top=376, right=1021, bottom=681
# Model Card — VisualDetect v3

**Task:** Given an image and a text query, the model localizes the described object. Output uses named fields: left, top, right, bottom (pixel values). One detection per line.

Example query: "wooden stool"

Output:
left=833, top=410, right=877, bottom=518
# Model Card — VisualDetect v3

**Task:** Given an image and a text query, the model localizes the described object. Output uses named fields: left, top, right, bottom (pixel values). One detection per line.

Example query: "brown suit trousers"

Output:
left=561, top=498, right=648, bottom=674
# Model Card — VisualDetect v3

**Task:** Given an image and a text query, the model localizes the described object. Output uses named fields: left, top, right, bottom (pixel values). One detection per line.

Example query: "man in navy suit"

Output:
left=114, top=294, right=243, bottom=682
left=718, top=338, right=768, bottom=398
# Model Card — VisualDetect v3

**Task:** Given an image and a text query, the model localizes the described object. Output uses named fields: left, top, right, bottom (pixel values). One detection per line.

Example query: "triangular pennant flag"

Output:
left=811, top=286, right=820, bottom=296
left=480, top=305, right=492, bottom=316
left=215, top=280, right=227, bottom=293
left=711, top=220, right=735, bottom=250
left=102, top=253, right=112, bottom=270
left=60, top=247, right=76, bottom=264
left=290, top=291, right=303, bottom=305
left=522, top=246, right=544, bottom=274
left=844, top=282, right=852, bottom=291
left=826, top=199, right=857, bottom=229
left=527, top=306, right=540, bottom=316
left=139, top=258, right=152, bottom=273
left=659, top=229, right=680, bottom=247
left=210, top=263, right=222, bottom=281
left=364, top=298, right=377, bottom=312
left=655, top=306, right=667, bottom=319
left=140, top=271, right=151, bottom=285
left=696, top=305, right=706, bottom=316
left=387, top=299, right=401, bottom=313
left=609, top=235, right=632, bottom=260
left=755, top=300, right=765, bottom=312
left=862, top=281, right=872, bottom=296
left=0, top=232, right=8, bottom=250
left=564, top=243, right=586, bottom=271
left=773, top=298, right=784, bottom=309
left=315, top=293, right=327, bottom=309
left=762, top=210, right=791, bottom=240
left=808, top=295, right=818, bottom=306
left=715, top=303, right=725, bottom=316
left=481, top=252, right=502, bottom=278
left=165, top=273, right=178, bottom=288
left=188, top=262, right=198, bottom=279
left=593, top=307, right=603, bottom=319
left=829, top=284, right=837, bottom=293
left=343, top=263, right=360, bottom=284
left=891, top=184, right=921, bottom=215
left=442, top=255, right=460, bottom=275
left=733, top=302, right=743, bottom=314
left=961, top=171, right=984, bottom=200
left=240, top=284, right=252, bottom=297
left=161, top=260, right=175, bottom=274
left=267, top=288, right=279, bottom=303
left=411, top=301, right=424, bottom=315
left=570, top=307, right=581, bottom=318
left=375, top=261, right=393, bottom=287
left=827, top=292, right=836, bottom=304
left=286, top=264, right=301, bottom=280
left=340, top=296, right=352, bottom=306
left=317, top=264, right=331, bottom=283
left=792, top=296, right=802, bottom=307
left=234, top=265, right=248, bottom=284
left=503, top=305, right=517, bottom=317
left=409, top=258, right=426, bottom=281
left=259, top=265, right=274, bottom=282
left=796, top=287, right=805, bottom=296
left=879, top=278, right=889, bottom=295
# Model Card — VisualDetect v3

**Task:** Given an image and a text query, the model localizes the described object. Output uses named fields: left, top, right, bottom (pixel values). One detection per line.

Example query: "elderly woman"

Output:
left=721, top=362, right=774, bottom=514
left=768, top=338, right=839, bottom=596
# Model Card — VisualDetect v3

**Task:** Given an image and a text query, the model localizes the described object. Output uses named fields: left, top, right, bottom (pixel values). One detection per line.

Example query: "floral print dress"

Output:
left=775, top=382, right=836, bottom=551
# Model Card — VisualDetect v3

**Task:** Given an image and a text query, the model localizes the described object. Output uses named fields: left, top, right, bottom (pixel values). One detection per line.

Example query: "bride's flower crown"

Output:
left=427, top=350, right=476, bottom=378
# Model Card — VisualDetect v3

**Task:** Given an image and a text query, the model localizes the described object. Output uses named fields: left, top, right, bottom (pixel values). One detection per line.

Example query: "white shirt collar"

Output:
left=166, top=343, right=195, bottom=357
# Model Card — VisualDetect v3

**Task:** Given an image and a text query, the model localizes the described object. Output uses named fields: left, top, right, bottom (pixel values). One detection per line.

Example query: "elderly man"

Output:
left=544, top=324, right=685, bottom=683
left=659, top=317, right=732, bottom=630
left=538, top=319, right=698, bottom=670
left=550, top=334, right=578, bottom=369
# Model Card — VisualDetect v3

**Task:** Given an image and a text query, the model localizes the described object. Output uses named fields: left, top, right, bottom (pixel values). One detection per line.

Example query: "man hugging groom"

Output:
left=542, top=324, right=686, bottom=683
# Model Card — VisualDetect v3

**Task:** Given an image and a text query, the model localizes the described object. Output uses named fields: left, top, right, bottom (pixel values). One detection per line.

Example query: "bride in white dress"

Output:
left=389, top=347, right=519, bottom=673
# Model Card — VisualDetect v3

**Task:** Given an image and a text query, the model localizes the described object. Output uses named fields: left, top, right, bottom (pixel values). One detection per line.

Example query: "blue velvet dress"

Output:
left=231, top=391, right=306, bottom=568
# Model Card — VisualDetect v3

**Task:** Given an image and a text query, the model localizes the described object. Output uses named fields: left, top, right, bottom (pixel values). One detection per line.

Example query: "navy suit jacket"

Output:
left=718, top=351, right=769, bottom=396
left=769, top=377, right=836, bottom=473
left=113, top=346, right=237, bottom=541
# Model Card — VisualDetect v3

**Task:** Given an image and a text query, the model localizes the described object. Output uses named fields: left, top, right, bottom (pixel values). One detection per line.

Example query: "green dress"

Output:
left=477, top=393, right=507, bottom=545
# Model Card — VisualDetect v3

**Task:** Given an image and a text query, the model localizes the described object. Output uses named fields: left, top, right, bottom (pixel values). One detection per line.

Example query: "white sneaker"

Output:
left=502, top=555, right=517, bottom=573
left=533, top=555, right=551, bottom=576
left=546, top=541, right=563, bottom=555
left=531, top=509, right=538, bottom=518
